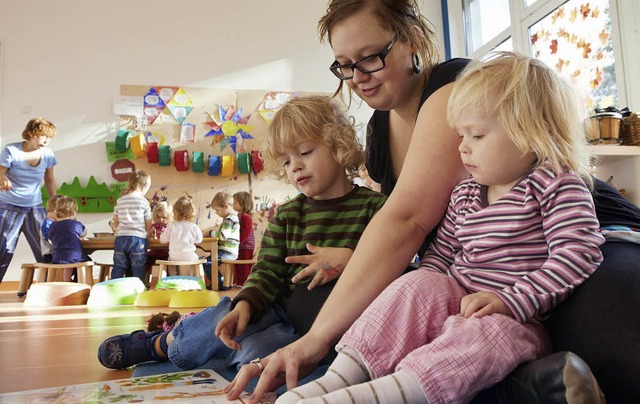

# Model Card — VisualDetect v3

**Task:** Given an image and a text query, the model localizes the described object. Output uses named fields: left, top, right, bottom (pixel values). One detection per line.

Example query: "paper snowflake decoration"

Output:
left=204, top=105, right=253, bottom=153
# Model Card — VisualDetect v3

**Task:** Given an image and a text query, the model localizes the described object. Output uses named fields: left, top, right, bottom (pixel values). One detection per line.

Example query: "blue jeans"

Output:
left=167, top=297, right=299, bottom=370
left=111, top=236, right=148, bottom=282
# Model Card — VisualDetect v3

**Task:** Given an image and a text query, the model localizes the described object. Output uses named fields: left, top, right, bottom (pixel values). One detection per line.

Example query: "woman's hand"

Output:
left=287, top=244, right=353, bottom=290
left=215, top=301, right=251, bottom=350
left=0, top=174, right=12, bottom=192
left=225, top=334, right=331, bottom=403
left=460, top=291, right=513, bottom=318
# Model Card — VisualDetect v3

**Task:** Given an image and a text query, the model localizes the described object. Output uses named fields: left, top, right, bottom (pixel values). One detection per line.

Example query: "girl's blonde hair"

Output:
left=22, top=117, right=57, bottom=140
left=46, top=194, right=63, bottom=213
left=55, top=196, right=78, bottom=219
left=233, top=191, right=254, bottom=215
left=153, top=201, right=173, bottom=222
left=173, top=196, right=196, bottom=222
left=211, top=192, right=233, bottom=208
left=447, top=51, right=593, bottom=187
left=262, top=95, right=364, bottom=182
left=127, top=170, right=151, bottom=192
left=318, top=0, right=440, bottom=102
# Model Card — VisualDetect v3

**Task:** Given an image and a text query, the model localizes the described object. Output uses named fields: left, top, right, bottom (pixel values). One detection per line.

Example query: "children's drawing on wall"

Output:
left=257, top=91, right=295, bottom=123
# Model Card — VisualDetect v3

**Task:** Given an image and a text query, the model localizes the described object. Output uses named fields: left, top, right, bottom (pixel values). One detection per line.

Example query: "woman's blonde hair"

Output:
left=447, top=51, right=592, bottom=187
left=318, top=0, right=440, bottom=102
left=153, top=201, right=173, bottom=222
left=233, top=191, right=254, bottom=215
left=55, top=196, right=78, bottom=219
left=173, top=196, right=196, bottom=222
left=262, top=95, right=364, bottom=182
left=211, top=192, right=233, bottom=209
left=22, top=117, right=57, bottom=140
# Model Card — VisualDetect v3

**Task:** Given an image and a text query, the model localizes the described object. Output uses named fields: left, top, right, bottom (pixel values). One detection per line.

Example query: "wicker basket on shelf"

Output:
left=620, top=113, right=640, bottom=146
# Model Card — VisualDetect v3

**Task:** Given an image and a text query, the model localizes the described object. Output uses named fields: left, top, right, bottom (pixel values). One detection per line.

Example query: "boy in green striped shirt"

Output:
left=98, top=96, right=386, bottom=387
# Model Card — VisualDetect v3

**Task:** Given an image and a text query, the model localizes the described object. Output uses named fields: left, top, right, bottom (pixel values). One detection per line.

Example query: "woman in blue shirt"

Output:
left=0, top=117, right=58, bottom=283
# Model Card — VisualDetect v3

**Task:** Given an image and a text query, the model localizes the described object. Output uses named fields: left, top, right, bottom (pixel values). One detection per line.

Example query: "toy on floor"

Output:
left=146, top=310, right=197, bottom=331
left=134, top=289, right=176, bottom=307
left=87, top=277, right=146, bottom=307
left=154, top=275, right=205, bottom=291
left=168, top=290, right=220, bottom=308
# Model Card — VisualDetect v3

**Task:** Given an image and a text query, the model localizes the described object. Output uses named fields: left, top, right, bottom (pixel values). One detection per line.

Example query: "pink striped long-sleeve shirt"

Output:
left=420, top=165, right=605, bottom=323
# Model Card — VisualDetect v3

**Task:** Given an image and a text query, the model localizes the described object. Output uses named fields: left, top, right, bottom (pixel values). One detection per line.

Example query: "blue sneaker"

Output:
left=97, top=330, right=163, bottom=369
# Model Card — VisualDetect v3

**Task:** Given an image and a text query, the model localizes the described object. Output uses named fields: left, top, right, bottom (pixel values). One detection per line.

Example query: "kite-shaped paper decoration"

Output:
left=143, top=87, right=166, bottom=125
left=204, top=104, right=253, bottom=153
left=157, top=107, right=177, bottom=125
left=156, top=86, right=180, bottom=104
left=258, top=92, right=295, bottom=124
left=166, top=88, right=194, bottom=124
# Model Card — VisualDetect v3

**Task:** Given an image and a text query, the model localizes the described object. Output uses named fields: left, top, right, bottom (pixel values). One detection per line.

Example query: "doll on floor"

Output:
left=147, top=311, right=196, bottom=332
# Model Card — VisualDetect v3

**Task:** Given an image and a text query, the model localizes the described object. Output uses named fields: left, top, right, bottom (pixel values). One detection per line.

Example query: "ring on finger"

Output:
left=250, top=357, right=264, bottom=375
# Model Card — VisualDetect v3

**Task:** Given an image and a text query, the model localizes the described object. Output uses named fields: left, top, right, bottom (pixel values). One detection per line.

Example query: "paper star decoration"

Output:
left=204, top=104, right=253, bottom=153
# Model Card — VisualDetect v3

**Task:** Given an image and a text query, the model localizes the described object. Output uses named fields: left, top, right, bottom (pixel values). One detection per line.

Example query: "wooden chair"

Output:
left=17, top=263, right=38, bottom=297
left=95, top=262, right=113, bottom=283
left=151, top=258, right=209, bottom=289
left=18, top=261, right=95, bottom=296
left=219, top=255, right=258, bottom=288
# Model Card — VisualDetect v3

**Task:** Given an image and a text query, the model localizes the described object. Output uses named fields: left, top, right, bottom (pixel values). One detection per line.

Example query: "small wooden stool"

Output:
left=151, top=259, right=208, bottom=289
left=17, top=263, right=38, bottom=297
left=95, top=262, right=113, bottom=283
left=33, top=261, right=95, bottom=286
left=219, top=258, right=257, bottom=288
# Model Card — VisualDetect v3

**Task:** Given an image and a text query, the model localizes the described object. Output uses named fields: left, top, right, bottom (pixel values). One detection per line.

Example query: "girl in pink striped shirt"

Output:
left=277, top=52, right=605, bottom=404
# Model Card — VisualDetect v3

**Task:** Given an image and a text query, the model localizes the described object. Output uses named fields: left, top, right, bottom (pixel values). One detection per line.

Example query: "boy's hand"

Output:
left=215, top=301, right=251, bottom=350
left=287, top=244, right=352, bottom=290
left=460, top=291, right=513, bottom=318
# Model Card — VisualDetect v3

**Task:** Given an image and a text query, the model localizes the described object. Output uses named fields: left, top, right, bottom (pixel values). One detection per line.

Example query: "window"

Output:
left=447, top=0, right=624, bottom=109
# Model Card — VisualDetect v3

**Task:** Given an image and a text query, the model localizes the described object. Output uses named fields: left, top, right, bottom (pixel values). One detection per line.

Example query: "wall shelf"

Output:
left=588, top=145, right=640, bottom=156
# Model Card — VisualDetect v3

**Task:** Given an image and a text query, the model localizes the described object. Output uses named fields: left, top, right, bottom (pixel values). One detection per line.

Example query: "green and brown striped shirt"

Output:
left=233, top=185, right=386, bottom=317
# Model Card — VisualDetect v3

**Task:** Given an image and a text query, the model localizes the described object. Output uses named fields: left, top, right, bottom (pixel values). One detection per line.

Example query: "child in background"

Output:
left=111, top=170, right=152, bottom=283
left=207, top=192, right=239, bottom=289
left=145, top=201, right=172, bottom=280
left=97, top=96, right=387, bottom=394
left=232, top=191, right=256, bottom=286
left=210, top=192, right=240, bottom=261
left=0, top=117, right=58, bottom=283
left=278, top=52, right=606, bottom=404
left=160, top=196, right=203, bottom=266
left=41, top=194, right=63, bottom=263
left=46, top=195, right=88, bottom=282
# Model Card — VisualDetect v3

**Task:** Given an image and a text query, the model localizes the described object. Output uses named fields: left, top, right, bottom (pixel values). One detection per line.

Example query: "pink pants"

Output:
left=339, top=270, right=549, bottom=404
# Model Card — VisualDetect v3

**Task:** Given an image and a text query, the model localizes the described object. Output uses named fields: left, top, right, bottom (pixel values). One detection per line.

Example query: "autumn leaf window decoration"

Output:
left=530, top=0, right=617, bottom=109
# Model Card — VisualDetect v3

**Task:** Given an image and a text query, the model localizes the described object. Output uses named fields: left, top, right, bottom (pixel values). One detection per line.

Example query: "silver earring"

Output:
left=412, top=53, right=422, bottom=74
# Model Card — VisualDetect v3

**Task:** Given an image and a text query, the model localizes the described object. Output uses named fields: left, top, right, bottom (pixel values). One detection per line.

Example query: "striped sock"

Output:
left=298, top=370, right=428, bottom=404
left=151, top=331, right=170, bottom=359
left=276, top=347, right=370, bottom=403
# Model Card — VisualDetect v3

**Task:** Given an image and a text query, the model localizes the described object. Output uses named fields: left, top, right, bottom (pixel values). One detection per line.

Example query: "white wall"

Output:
left=0, top=0, right=443, bottom=281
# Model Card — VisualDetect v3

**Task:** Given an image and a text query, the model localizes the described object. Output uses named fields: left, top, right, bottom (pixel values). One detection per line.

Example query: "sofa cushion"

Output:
left=543, top=241, right=640, bottom=402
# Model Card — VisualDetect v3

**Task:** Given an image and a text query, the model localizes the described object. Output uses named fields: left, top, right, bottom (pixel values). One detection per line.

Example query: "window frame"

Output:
left=445, top=0, right=628, bottom=108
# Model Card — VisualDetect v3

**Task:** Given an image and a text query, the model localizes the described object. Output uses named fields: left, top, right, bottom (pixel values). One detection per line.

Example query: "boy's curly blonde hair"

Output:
left=173, top=196, right=196, bottom=222
left=55, top=196, right=78, bottom=219
left=262, top=95, right=364, bottom=182
left=22, top=117, right=57, bottom=140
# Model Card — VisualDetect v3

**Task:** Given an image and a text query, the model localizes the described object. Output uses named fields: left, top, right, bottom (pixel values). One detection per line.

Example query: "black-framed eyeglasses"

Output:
left=329, top=34, right=398, bottom=81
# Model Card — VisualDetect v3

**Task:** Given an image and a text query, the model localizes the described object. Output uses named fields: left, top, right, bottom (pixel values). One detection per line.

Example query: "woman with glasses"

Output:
left=225, top=0, right=640, bottom=402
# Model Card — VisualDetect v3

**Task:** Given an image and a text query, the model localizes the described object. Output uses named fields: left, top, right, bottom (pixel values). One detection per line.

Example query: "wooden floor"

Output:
left=0, top=281, right=239, bottom=394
